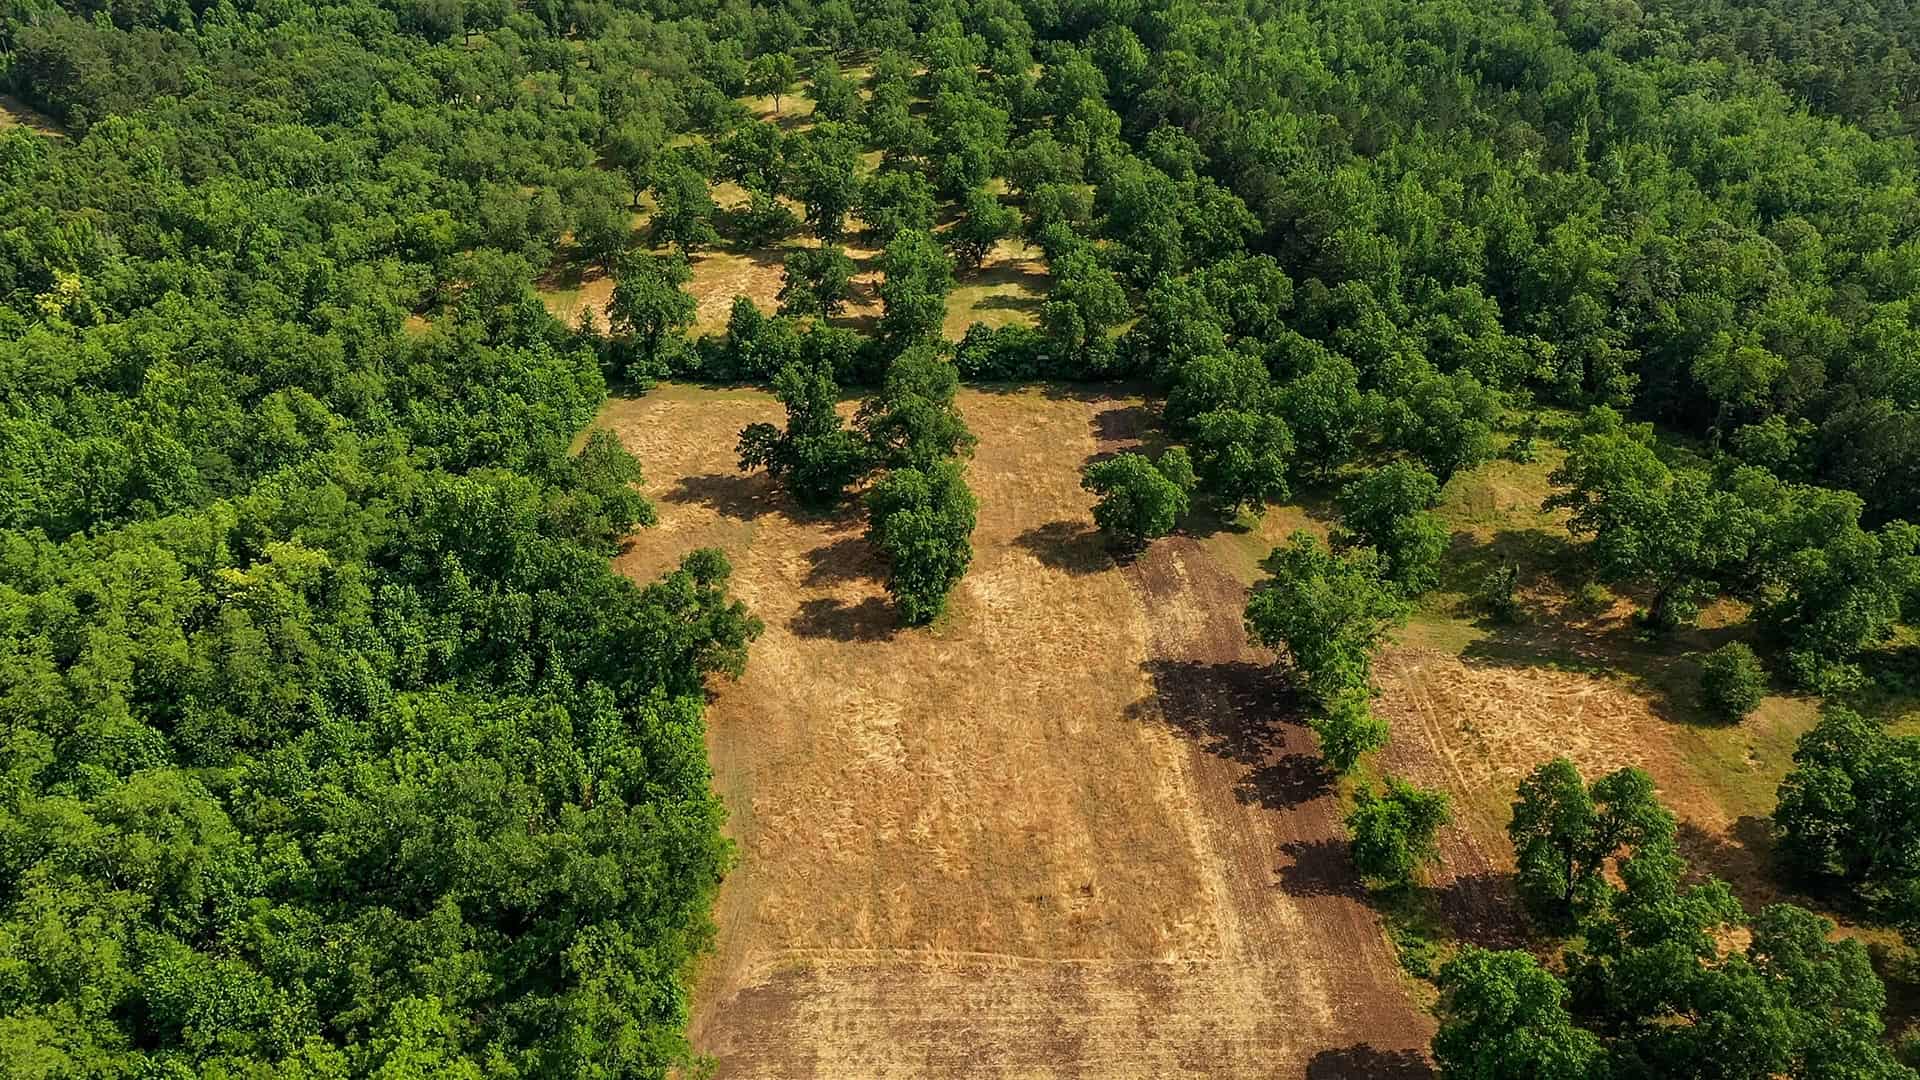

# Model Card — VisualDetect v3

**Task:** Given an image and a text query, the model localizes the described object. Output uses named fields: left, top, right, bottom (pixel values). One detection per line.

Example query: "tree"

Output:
left=734, top=187, right=801, bottom=247
left=1749, top=486, right=1917, bottom=691
left=570, top=172, right=633, bottom=270
left=1243, top=532, right=1410, bottom=707
left=1439, top=770, right=1919, bottom=1080
left=747, top=52, right=799, bottom=115
left=876, top=229, right=954, bottom=352
left=1336, top=462, right=1448, bottom=596
left=806, top=56, right=862, bottom=122
left=648, top=160, right=721, bottom=253
left=1744, top=903, right=1911, bottom=1078
left=1507, top=758, right=1675, bottom=924
left=1273, top=346, right=1366, bottom=481
left=778, top=245, right=856, bottom=318
left=608, top=251, right=696, bottom=383
left=787, top=124, right=863, bottom=241
left=1081, top=449, right=1195, bottom=549
left=946, top=187, right=1017, bottom=271
left=1547, top=426, right=1761, bottom=632
left=1040, top=247, right=1130, bottom=375
left=1186, top=409, right=1293, bottom=514
left=1314, top=687, right=1393, bottom=775
left=856, top=345, right=974, bottom=470
left=858, top=168, right=938, bottom=244
left=1774, top=707, right=1920, bottom=930
left=1347, top=775, right=1452, bottom=887
left=606, top=114, right=666, bottom=207
left=929, top=89, right=1010, bottom=198
left=866, top=459, right=978, bottom=625
left=1698, top=642, right=1766, bottom=722
left=1165, top=351, right=1273, bottom=429
left=736, top=359, right=866, bottom=508
left=1387, top=370, right=1501, bottom=483
left=717, top=119, right=785, bottom=194
left=1433, top=948, right=1604, bottom=1080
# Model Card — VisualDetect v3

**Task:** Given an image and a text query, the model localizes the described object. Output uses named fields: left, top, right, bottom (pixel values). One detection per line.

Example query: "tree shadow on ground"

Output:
left=1235, top=754, right=1335, bottom=811
left=789, top=596, right=895, bottom=642
left=1091, top=402, right=1157, bottom=446
left=663, top=472, right=777, bottom=520
left=1438, top=527, right=1583, bottom=597
left=1445, top=530, right=1750, bottom=726
left=961, top=260, right=1048, bottom=301
left=664, top=471, right=865, bottom=528
left=973, top=291, right=1042, bottom=314
left=1139, top=660, right=1331, bottom=811
left=803, top=533, right=881, bottom=586
left=1304, top=1045, right=1434, bottom=1079
left=1277, top=838, right=1367, bottom=899
left=1456, top=613, right=1742, bottom=726
left=1179, top=499, right=1255, bottom=542
left=1013, top=519, right=1114, bottom=575
left=1675, top=815, right=1783, bottom=906
left=1425, top=872, right=1528, bottom=950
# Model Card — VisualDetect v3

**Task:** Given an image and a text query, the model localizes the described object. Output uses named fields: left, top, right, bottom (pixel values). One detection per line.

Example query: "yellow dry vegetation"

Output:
left=597, top=385, right=1433, bottom=1077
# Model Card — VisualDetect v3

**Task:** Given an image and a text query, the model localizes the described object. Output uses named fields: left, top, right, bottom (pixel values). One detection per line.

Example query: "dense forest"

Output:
left=5, top=0, right=1920, bottom=1072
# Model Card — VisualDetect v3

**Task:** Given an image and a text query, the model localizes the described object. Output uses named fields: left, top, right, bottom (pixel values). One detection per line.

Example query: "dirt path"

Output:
left=599, top=385, right=1431, bottom=1077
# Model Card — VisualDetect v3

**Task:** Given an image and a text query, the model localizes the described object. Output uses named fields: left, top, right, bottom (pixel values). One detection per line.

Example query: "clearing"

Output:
left=598, top=385, right=1824, bottom=1075
left=598, top=384, right=1433, bottom=1078
left=0, top=94, right=66, bottom=140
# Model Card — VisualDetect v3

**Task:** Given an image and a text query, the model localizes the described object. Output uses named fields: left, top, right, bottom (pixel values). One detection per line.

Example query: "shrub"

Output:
left=1348, top=776, right=1452, bottom=888
left=1476, top=565, right=1521, bottom=622
left=1698, top=642, right=1767, bottom=721
left=1573, top=581, right=1613, bottom=613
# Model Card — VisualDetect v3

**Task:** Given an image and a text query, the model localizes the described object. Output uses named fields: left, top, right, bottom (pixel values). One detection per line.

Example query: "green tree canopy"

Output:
left=1081, top=448, right=1196, bottom=549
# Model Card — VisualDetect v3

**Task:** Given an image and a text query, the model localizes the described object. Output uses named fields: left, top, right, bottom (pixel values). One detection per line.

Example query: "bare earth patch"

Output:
left=597, top=384, right=1431, bottom=1078
left=0, top=94, right=66, bottom=139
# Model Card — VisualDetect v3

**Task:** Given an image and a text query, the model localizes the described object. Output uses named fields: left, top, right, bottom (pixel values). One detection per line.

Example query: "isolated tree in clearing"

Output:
left=1243, top=532, right=1409, bottom=707
left=747, top=51, right=798, bottom=115
left=1347, top=775, right=1452, bottom=888
left=866, top=459, right=978, bottom=625
left=1507, top=758, right=1674, bottom=925
left=1081, top=448, right=1195, bottom=549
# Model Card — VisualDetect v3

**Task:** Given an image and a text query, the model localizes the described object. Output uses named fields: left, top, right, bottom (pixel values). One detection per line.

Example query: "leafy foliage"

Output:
left=1698, top=642, right=1767, bottom=721
left=1508, top=758, right=1676, bottom=926
left=866, top=459, right=979, bottom=625
left=1244, top=532, right=1411, bottom=709
left=1336, top=461, right=1448, bottom=596
left=778, top=245, right=857, bottom=319
left=737, top=360, right=866, bottom=509
left=876, top=229, right=955, bottom=353
left=1440, top=771, right=1915, bottom=1080
left=1347, top=776, right=1452, bottom=888
left=1775, top=707, right=1920, bottom=937
left=609, top=252, right=697, bottom=385
left=1081, top=449, right=1195, bottom=549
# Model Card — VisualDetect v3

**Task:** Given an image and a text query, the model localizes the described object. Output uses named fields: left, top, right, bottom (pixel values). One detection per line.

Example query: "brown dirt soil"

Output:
left=597, top=385, right=1433, bottom=1078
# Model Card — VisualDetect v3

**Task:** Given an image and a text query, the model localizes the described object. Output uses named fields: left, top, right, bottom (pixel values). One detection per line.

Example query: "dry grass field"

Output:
left=542, top=229, right=1045, bottom=340
left=597, top=385, right=1434, bottom=1078
left=596, top=384, right=1832, bottom=1075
